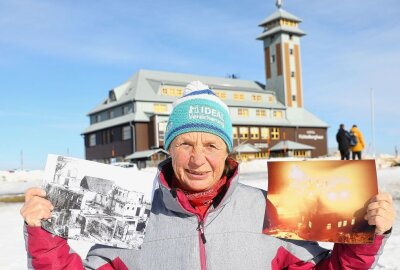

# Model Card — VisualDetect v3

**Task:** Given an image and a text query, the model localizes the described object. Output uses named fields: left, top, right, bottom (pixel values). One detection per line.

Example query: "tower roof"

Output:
left=257, top=8, right=306, bottom=40
left=258, top=8, right=302, bottom=26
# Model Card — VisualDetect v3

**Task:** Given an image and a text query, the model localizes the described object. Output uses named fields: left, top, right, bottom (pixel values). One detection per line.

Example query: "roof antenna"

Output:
left=276, top=0, right=283, bottom=9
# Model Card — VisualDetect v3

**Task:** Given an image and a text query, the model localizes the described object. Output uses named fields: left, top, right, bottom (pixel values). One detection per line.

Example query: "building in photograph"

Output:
left=82, top=3, right=328, bottom=163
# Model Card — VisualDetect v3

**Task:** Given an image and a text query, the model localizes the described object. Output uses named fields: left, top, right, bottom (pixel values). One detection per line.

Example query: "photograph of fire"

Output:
left=263, top=160, right=378, bottom=244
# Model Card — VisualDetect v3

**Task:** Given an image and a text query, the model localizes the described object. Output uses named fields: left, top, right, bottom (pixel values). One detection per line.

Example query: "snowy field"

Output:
left=0, top=156, right=399, bottom=269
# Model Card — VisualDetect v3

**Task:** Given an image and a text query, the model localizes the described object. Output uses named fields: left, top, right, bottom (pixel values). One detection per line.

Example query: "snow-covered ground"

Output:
left=0, top=156, right=399, bottom=269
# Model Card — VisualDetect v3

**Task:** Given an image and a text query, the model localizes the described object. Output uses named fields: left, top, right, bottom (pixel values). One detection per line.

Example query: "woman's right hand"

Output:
left=20, top=187, right=54, bottom=227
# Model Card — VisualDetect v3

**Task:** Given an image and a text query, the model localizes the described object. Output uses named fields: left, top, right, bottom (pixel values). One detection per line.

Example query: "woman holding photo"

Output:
left=21, top=81, right=395, bottom=269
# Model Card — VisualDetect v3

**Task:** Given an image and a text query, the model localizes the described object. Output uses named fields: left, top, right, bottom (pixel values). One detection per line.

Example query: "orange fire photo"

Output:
left=263, top=160, right=378, bottom=244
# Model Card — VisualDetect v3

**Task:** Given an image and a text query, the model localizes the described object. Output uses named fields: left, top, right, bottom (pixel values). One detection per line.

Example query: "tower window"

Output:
left=291, top=71, right=295, bottom=77
left=292, top=95, right=296, bottom=101
left=271, top=55, right=276, bottom=63
left=289, top=48, right=293, bottom=55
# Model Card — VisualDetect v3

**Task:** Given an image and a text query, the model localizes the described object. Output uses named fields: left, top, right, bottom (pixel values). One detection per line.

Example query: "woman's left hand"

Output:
left=365, top=192, right=396, bottom=235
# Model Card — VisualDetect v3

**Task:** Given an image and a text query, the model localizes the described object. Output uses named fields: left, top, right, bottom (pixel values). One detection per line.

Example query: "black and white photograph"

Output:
left=41, top=154, right=154, bottom=249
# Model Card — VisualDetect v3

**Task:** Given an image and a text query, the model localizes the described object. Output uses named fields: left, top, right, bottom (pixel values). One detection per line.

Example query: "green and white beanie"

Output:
left=164, top=81, right=233, bottom=152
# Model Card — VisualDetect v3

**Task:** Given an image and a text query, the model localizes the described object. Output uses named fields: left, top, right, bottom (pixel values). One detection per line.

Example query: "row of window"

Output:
left=153, top=103, right=283, bottom=119
left=88, top=125, right=282, bottom=148
left=264, top=19, right=298, bottom=32
left=91, top=104, right=133, bottom=124
left=160, top=86, right=275, bottom=103
left=233, top=127, right=280, bottom=140
left=216, top=91, right=274, bottom=103
left=88, top=126, right=131, bottom=147
left=325, top=219, right=356, bottom=230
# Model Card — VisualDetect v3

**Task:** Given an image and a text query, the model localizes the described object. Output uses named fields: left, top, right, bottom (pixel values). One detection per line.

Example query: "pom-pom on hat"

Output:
left=164, top=81, right=233, bottom=152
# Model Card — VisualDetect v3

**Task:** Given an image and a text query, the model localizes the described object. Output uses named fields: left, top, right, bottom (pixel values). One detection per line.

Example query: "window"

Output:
left=289, top=48, right=293, bottom=55
left=161, top=86, right=184, bottom=96
left=89, top=134, right=96, bottom=146
left=232, top=127, right=238, bottom=139
left=326, top=223, right=331, bottom=230
left=102, top=129, right=114, bottom=144
left=271, top=128, right=280, bottom=140
left=252, top=95, right=263, bottom=102
left=238, top=108, right=249, bottom=117
left=291, top=71, right=295, bottom=77
left=154, top=103, right=168, bottom=113
left=158, top=122, right=167, bottom=143
left=268, top=96, right=274, bottom=103
left=108, top=110, right=114, bottom=119
left=294, top=150, right=306, bottom=157
left=108, top=90, right=116, bottom=102
left=292, top=95, right=296, bottom=101
left=273, top=111, right=283, bottom=119
left=123, top=105, right=131, bottom=115
left=91, top=115, right=97, bottom=124
left=250, top=127, right=259, bottom=139
left=343, top=220, right=348, bottom=227
left=176, top=88, right=183, bottom=96
left=233, top=93, right=245, bottom=101
left=256, top=109, right=266, bottom=117
left=96, top=114, right=102, bottom=122
left=122, top=126, right=131, bottom=140
left=338, top=221, right=342, bottom=228
left=215, top=91, right=227, bottom=100
left=271, top=55, right=276, bottom=63
left=239, top=127, right=249, bottom=139
left=261, top=128, right=270, bottom=140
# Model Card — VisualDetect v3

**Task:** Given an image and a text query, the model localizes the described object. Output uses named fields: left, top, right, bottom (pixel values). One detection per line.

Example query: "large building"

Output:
left=82, top=2, right=328, bottom=164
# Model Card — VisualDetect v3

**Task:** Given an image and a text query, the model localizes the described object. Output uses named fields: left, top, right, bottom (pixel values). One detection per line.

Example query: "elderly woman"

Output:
left=21, top=81, right=395, bottom=269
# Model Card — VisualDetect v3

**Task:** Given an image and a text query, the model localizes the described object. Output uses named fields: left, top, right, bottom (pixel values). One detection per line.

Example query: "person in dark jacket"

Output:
left=336, top=123, right=351, bottom=160
left=20, top=82, right=396, bottom=269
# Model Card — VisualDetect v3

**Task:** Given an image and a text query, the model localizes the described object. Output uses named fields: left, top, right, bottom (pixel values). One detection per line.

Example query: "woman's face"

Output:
left=169, top=132, right=229, bottom=192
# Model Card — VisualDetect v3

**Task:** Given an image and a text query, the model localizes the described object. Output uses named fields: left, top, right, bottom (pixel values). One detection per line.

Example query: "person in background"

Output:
left=350, top=124, right=365, bottom=160
left=21, top=82, right=395, bottom=269
left=336, top=123, right=351, bottom=160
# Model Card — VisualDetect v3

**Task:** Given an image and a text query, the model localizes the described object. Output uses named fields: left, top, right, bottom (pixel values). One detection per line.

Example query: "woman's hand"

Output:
left=20, top=187, right=54, bottom=227
left=365, top=192, right=396, bottom=235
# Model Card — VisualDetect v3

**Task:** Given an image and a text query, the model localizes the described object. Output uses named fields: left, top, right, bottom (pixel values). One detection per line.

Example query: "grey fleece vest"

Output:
left=82, top=162, right=328, bottom=270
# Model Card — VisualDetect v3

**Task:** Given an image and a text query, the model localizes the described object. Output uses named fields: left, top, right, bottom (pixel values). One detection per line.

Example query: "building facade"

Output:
left=82, top=4, right=328, bottom=163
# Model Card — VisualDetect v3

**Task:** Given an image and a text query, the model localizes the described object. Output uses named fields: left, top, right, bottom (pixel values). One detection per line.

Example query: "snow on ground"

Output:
left=0, top=157, right=399, bottom=269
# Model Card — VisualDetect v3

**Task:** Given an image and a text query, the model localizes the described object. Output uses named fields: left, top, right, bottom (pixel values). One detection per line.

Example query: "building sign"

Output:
left=298, top=130, right=324, bottom=140
left=254, top=143, right=269, bottom=148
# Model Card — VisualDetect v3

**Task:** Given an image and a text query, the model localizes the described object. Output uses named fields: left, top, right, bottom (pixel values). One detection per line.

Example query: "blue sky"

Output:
left=1, top=0, right=399, bottom=170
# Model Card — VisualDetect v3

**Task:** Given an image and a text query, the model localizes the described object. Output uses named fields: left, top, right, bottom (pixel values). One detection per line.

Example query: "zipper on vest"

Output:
left=197, top=220, right=206, bottom=244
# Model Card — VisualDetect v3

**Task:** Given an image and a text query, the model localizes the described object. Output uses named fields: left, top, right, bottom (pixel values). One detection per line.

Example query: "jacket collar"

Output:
left=156, top=157, right=240, bottom=217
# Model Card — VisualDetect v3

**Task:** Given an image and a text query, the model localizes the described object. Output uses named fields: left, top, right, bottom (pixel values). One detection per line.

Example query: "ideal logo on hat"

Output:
left=188, top=105, right=225, bottom=128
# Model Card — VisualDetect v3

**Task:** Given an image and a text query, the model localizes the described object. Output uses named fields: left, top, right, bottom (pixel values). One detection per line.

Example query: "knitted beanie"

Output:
left=164, top=81, right=233, bottom=152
